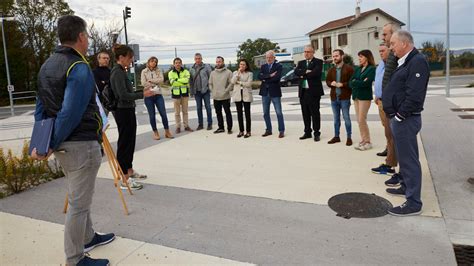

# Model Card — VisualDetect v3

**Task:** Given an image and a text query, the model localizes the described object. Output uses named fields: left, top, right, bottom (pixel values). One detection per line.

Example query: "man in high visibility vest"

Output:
left=168, top=57, right=193, bottom=133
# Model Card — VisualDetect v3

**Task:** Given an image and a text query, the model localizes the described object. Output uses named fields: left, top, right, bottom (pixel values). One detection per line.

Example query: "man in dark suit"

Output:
left=294, top=45, right=324, bottom=141
left=258, top=50, right=285, bottom=138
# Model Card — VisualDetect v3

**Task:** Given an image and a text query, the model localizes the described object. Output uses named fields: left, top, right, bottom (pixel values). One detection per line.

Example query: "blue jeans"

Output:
left=144, top=94, right=169, bottom=130
left=331, top=98, right=352, bottom=138
left=195, top=90, right=212, bottom=126
left=262, top=95, right=285, bottom=133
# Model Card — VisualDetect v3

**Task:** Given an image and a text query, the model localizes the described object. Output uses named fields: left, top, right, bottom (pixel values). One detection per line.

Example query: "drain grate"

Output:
left=459, top=115, right=474, bottom=119
left=453, top=244, right=474, bottom=265
left=328, top=192, right=393, bottom=219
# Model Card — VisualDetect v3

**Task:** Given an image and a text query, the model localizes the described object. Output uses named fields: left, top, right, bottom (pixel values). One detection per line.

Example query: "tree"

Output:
left=0, top=0, right=30, bottom=105
left=421, top=40, right=445, bottom=63
left=236, top=38, right=281, bottom=68
left=87, top=22, right=123, bottom=68
left=13, top=0, right=73, bottom=90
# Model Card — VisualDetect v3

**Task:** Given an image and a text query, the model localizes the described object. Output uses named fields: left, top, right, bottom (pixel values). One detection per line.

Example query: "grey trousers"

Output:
left=390, top=116, right=423, bottom=208
left=54, top=141, right=102, bottom=264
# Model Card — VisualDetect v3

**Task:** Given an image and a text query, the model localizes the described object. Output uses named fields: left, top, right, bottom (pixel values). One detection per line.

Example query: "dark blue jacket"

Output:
left=383, top=48, right=430, bottom=120
left=258, top=61, right=283, bottom=97
left=35, top=46, right=102, bottom=150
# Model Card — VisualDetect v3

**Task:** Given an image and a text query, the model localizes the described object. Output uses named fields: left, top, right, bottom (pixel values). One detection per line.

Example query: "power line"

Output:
left=140, top=35, right=307, bottom=48
left=411, top=31, right=474, bottom=36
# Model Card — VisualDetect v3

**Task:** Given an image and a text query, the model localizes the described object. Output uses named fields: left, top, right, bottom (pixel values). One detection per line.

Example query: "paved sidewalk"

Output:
left=1, top=79, right=472, bottom=264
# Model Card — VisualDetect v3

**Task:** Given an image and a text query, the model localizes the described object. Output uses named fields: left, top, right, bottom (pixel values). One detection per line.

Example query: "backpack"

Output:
left=101, top=84, right=117, bottom=111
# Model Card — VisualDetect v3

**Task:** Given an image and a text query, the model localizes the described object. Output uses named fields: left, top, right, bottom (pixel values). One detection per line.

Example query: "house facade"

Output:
left=307, top=8, right=404, bottom=62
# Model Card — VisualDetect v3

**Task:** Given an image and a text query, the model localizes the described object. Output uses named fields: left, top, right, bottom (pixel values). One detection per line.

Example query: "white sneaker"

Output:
left=120, top=178, right=143, bottom=190
left=359, top=143, right=373, bottom=151
left=130, top=171, right=147, bottom=180
left=354, top=142, right=363, bottom=150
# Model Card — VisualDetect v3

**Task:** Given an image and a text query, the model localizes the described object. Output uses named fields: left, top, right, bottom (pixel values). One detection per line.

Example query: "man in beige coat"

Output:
left=209, top=56, right=233, bottom=134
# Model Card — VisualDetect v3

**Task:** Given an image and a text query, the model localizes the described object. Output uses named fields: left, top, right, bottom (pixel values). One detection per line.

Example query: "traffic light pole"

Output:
left=123, top=10, right=128, bottom=45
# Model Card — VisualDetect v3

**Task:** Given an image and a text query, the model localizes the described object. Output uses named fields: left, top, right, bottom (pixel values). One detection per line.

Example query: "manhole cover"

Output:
left=328, top=192, right=393, bottom=219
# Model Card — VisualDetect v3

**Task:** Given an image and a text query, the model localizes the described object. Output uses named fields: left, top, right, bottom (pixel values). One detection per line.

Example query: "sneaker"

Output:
left=386, top=186, right=405, bottom=197
left=213, top=128, right=225, bottom=134
left=354, top=142, right=363, bottom=150
left=358, top=142, right=373, bottom=151
left=385, top=173, right=401, bottom=187
left=84, top=232, right=116, bottom=252
left=77, top=255, right=109, bottom=266
left=388, top=201, right=422, bottom=216
left=130, top=171, right=147, bottom=180
left=371, top=164, right=395, bottom=175
left=120, top=178, right=143, bottom=190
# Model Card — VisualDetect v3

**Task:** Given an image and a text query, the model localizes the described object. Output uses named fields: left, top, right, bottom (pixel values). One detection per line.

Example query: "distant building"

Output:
left=307, top=7, right=404, bottom=61
left=292, top=46, right=306, bottom=64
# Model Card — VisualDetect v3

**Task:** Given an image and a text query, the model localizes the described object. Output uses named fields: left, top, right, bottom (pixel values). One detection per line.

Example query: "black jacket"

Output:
left=383, top=48, right=430, bottom=119
left=258, top=61, right=283, bottom=97
left=294, top=57, right=324, bottom=99
left=37, top=46, right=101, bottom=143
left=110, top=64, right=143, bottom=108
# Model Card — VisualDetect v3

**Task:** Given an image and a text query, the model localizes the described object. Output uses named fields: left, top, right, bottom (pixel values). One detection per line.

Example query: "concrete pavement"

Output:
left=1, top=77, right=473, bottom=264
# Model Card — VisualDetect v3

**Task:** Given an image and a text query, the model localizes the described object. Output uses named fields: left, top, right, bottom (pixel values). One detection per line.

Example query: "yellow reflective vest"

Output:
left=168, top=68, right=190, bottom=98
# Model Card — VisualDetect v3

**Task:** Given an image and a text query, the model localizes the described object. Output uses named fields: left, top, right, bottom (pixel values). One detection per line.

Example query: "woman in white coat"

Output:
left=231, top=59, right=253, bottom=138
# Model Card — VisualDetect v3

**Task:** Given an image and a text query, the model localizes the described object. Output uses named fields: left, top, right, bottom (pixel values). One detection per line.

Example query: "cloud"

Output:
left=68, top=0, right=474, bottom=63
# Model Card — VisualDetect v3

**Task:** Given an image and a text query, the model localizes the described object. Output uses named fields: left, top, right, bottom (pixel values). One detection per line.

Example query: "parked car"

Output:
left=280, top=70, right=299, bottom=87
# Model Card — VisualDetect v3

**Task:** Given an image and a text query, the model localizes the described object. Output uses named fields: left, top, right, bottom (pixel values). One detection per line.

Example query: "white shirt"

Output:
left=397, top=49, right=413, bottom=67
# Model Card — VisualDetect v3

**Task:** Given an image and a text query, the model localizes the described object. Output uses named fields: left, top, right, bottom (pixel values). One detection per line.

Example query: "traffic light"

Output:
left=124, top=6, right=131, bottom=19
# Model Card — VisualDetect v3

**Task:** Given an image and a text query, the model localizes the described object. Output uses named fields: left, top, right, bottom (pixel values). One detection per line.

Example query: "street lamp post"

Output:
left=446, top=0, right=450, bottom=97
left=1, top=17, right=15, bottom=116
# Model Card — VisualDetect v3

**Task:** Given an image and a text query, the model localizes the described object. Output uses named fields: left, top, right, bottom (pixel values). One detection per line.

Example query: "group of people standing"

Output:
left=30, top=14, right=430, bottom=264
left=320, top=22, right=429, bottom=217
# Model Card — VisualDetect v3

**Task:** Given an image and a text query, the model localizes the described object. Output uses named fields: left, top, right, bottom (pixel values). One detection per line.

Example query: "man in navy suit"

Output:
left=383, top=30, right=430, bottom=216
left=294, top=45, right=324, bottom=141
left=258, top=50, right=285, bottom=138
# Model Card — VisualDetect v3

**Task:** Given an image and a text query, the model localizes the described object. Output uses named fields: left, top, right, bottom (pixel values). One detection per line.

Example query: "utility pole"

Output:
left=446, top=0, right=450, bottom=97
left=407, top=0, right=411, bottom=31
left=1, top=17, right=14, bottom=116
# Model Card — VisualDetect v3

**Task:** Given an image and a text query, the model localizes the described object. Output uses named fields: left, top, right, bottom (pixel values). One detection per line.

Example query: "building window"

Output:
left=374, top=31, right=379, bottom=39
left=311, top=39, right=319, bottom=50
left=323, top=36, right=332, bottom=56
left=338, top=33, right=348, bottom=46
left=376, top=16, right=379, bottom=21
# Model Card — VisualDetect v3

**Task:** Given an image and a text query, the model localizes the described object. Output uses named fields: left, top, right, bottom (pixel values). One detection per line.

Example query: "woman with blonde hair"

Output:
left=141, top=56, right=173, bottom=139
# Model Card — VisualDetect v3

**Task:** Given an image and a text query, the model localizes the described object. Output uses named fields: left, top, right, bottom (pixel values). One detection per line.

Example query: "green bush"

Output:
left=0, top=141, right=64, bottom=198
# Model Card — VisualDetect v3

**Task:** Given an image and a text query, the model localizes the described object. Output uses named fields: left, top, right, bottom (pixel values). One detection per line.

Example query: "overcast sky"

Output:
left=67, top=0, right=474, bottom=64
